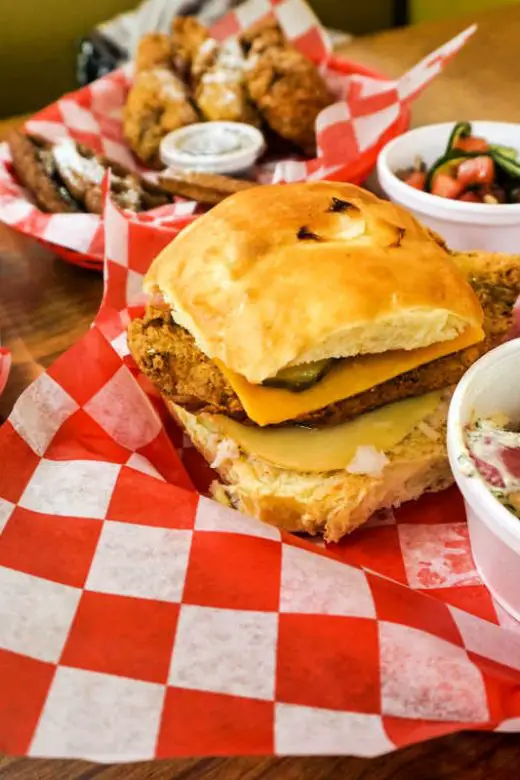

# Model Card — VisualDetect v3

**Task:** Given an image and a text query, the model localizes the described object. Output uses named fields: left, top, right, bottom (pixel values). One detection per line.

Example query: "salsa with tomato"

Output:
left=398, top=122, right=520, bottom=204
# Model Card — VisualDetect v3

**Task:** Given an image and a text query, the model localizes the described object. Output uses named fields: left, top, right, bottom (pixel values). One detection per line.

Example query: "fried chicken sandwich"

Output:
left=128, top=181, right=520, bottom=540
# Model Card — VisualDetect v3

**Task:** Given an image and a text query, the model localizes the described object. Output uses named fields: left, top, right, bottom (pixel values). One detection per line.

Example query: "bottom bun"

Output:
left=167, top=397, right=454, bottom=542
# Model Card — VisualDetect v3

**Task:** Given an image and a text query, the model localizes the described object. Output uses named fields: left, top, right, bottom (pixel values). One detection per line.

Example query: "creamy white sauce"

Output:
left=177, top=127, right=250, bottom=157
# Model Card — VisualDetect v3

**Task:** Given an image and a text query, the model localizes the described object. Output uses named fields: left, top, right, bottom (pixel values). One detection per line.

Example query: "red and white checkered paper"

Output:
left=0, top=0, right=474, bottom=270
left=0, top=348, right=10, bottom=398
left=2, top=194, right=520, bottom=762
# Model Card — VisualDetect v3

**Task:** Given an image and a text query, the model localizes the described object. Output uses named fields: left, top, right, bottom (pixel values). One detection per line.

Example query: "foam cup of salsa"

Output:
left=378, top=121, right=520, bottom=252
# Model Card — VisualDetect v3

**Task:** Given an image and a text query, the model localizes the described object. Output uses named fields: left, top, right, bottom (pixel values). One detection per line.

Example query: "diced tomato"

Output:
left=431, top=173, right=463, bottom=199
left=458, top=190, right=483, bottom=203
left=457, top=156, right=495, bottom=188
left=403, top=170, right=426, bottom=190
left=455, top=136, right=489, bottom=153
left=500, top=447, right=520, bottom=479
left=471, top=454, right=505, bottom=488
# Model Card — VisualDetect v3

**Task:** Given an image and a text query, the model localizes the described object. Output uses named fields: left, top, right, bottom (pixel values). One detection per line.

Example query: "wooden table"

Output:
left=2, top=5, right=520, bottom=777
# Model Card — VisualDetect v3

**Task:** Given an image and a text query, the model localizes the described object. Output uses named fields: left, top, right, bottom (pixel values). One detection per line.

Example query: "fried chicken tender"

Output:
left=135, top=33, right=173, bottom=73
left=124, top=33, right=198, bottom=168
left=240, top=18, right=286, bottom=54
left=128, top=253, right=520, bottom=428
left=244, top=47, right=333, bottom=156
left=171, top=16, right=210, bottom=79
left=193, top=38, right=260, bottom=125
left=241, top=21, right=333, bottom=155
left=171, top=16, right=259, bottom=125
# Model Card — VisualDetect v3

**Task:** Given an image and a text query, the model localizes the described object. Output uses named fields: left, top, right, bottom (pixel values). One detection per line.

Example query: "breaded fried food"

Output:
left=171, top=17, right=259, bottom=126
left=124, top=32, right=199, bottom=167
left=192, top=38, right=260, bottom=125
left=128, top=252, right=520, bottom=426
left=240, top=18, right=286, bottom=54
left=159, top=170, right=258, bottom=205
left=170, top=16, right=210, bottom=78
left=129, top=303, right=244, bottom=415
left=9, top=131, right=80, bottom=213
left=244, top=36, right=334, bottom=155
left=135, top=33, right=173, bottom=73
left=124, top=70, right=198, bottom=167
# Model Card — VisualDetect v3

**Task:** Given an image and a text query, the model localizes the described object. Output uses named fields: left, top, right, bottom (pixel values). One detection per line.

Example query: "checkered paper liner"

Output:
left=0, top=0, right=475, bottom=270
left=2, top=194, right=520, bottom=763
left=0, top=348, right=10, bottom=398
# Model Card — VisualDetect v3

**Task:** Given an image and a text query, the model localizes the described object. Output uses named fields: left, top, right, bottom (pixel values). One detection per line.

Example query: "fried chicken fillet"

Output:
left=171, top=16, right=259, bottom=125
left=135, top=32, right=173, bottom=72
left=241, top=20, right=334, bottom=155
left=128, top=251, right=520, bottom=428
left=124, top=33, right=198, bottom=167
left=170, top=16, right=210, bottom=79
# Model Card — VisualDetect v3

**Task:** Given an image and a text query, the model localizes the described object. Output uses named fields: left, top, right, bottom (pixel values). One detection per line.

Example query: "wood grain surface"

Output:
left=2, top=5, right=520, bottom=776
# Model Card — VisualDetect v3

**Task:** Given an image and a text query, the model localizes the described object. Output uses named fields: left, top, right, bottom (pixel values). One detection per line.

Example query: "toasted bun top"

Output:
left=144, top=182, right=484, bottom=383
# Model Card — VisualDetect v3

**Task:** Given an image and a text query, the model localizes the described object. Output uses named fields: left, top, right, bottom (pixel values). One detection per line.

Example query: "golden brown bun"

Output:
left=145, top=182, right=483, bottom=383
left=169, top=398, right=453, bottom=542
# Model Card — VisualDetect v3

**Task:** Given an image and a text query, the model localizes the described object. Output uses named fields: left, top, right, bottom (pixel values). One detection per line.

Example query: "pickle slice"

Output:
left=263, top=358, right=336, bottom=392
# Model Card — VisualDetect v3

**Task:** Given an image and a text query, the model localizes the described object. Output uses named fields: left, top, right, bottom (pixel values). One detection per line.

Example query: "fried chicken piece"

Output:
left=135, top=33, right=173, bottom=73
left=9, top=131, right=80, bottom=213
left=171, top=16, right=259, bottom=126
left=129, top=304, right=244, bottom=415
left=124, top=32, right=199, bottom=167
left=170, top=16, right=210, bottom=79
left=193, top=38, right=260, bottom=124
left=244, top=40, right=334, bottom=156
left=239, top=18, right=286, bottom=54
left=124, top=68, right=198, bottom=168
left=128, top=253, right=520, bottom=427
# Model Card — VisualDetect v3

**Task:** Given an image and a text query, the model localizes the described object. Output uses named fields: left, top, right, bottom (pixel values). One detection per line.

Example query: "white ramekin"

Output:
left=378, top=121, right=520, bottom=252
left=160, top=122, right=266, bottom=175
left=447, top=339, right=520, bottom=620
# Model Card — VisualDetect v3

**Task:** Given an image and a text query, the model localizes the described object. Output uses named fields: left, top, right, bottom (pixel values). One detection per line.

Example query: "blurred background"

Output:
left=1, top=0, right=518, bottom=119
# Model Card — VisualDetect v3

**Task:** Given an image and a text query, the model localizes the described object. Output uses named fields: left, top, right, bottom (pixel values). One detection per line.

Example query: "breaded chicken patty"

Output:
left=128, top=252, right=520, bottom=427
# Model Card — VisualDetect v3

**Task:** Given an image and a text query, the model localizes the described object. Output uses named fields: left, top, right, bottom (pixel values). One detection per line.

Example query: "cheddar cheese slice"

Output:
left=206, top=391, right=443, bottom=473
left=217, top=325, right=484, bottom=426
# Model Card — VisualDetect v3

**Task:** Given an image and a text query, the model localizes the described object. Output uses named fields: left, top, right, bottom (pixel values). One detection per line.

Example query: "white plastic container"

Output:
left=160, top=121, right=266, bottom=176
left=447, top=339, right=520, bottom=620
left=378, top=121, right=520, bottom=252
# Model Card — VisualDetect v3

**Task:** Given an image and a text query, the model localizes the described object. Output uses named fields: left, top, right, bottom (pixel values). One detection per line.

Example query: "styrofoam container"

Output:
left=447, top=339, right=520, bottom=620
left=378, top=121, right=520, bottom=252
left=160, top=122, right=266, bottom=175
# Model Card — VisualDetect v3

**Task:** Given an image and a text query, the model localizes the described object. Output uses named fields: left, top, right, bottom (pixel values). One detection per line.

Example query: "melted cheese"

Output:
left=217, top=325, right=484, bottom=426
left=206, top=391, right=443, bottom=473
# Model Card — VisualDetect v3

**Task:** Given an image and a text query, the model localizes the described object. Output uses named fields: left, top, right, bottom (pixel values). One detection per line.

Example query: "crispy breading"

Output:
left=124, top=32, right=199, bottom=167
left=240, top=19, right=286, bottom=54
left=135, top=33, right=173, bottom=73
left=171, top=16, right=210, bottom=78
left=193, top=38, right=260, bottom=125
left=242, top=26, right=333, bottom=155
left=123, top=67, right=198, bottom=167
left=128, top=253, right=520, bottom=428
left=171, top=17, right=259, bottom=126
left=128, top=305, right=244, bottom=415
